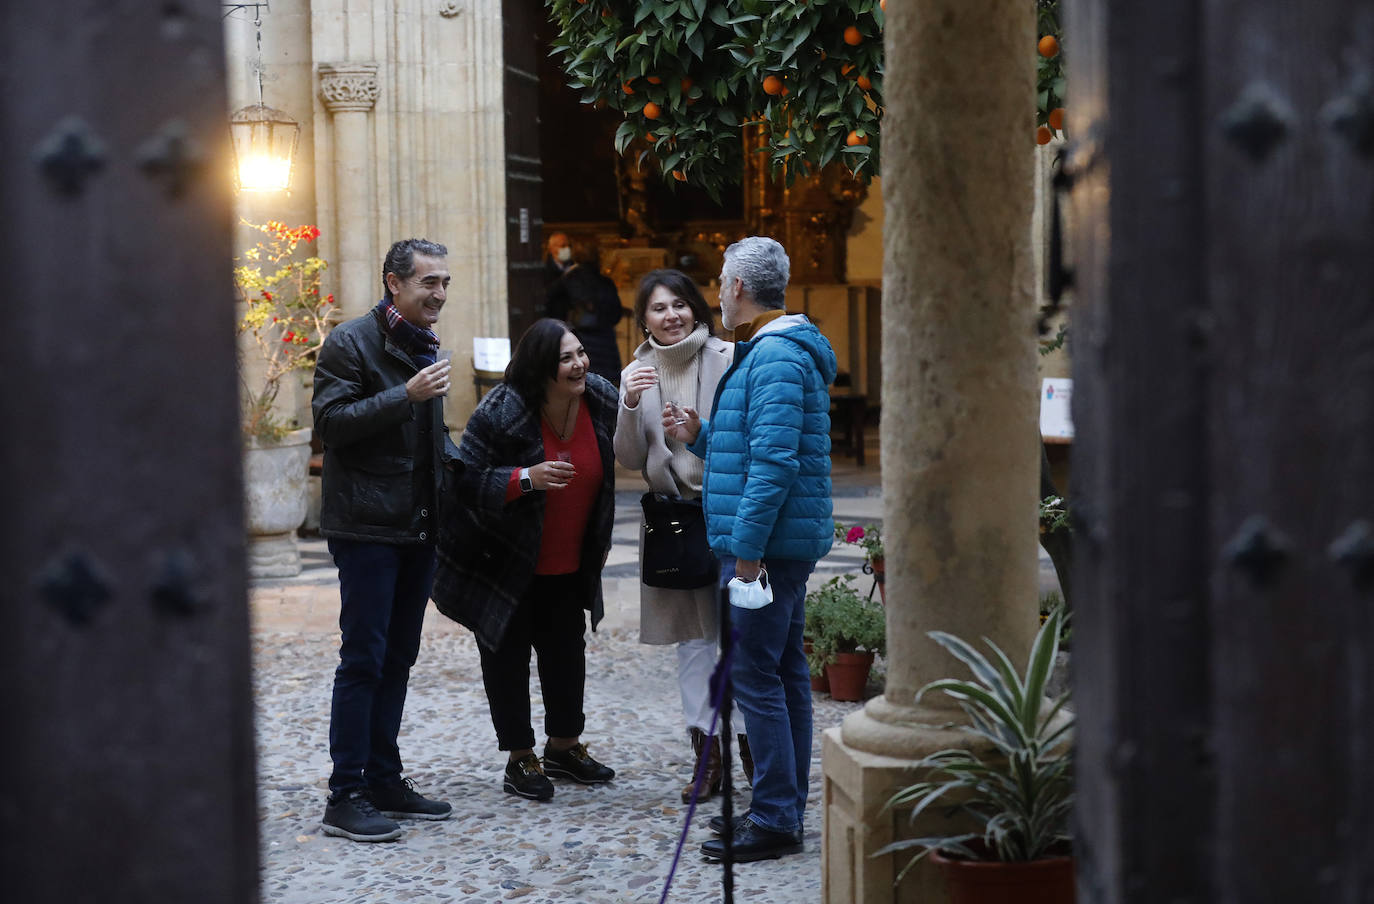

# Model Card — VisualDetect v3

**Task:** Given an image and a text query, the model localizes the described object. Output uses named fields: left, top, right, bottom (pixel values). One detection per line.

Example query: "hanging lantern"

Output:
left=229, top=103, right=299, bottom=193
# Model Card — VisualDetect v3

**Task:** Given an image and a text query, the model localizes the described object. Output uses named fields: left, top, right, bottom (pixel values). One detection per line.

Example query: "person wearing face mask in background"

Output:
left=544, top=240, right=626, bottom=387
left=432, top=318, right=620, bottom=803
left=614, top=270, right=735, bottom=805
left=543, top=232, right=574, bottom=290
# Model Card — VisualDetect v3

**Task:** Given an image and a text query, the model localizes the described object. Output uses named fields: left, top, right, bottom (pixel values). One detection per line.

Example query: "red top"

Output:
left=505, top=401, right=603, bottom=575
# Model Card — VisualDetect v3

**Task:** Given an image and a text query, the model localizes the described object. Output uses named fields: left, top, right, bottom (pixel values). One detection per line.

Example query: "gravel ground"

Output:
left=253, top=614, right=864, bottom=904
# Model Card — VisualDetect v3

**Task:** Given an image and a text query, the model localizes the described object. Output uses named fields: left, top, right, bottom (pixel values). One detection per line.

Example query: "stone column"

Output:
left=821, top=1, right=1038, bottom=901
left=318, top=62, right=380, bottom=320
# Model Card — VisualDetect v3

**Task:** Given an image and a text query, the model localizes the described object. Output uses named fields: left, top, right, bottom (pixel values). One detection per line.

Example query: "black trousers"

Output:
left=478, top=572, right=587, bottom=751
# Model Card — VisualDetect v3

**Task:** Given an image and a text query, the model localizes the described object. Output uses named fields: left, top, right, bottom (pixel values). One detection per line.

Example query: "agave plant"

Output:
left=876, top=608, right=1073, bottom=880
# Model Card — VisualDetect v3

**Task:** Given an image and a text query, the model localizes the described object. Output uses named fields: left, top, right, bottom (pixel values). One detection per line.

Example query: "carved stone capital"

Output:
left=318, top=63, right=380, bottom=113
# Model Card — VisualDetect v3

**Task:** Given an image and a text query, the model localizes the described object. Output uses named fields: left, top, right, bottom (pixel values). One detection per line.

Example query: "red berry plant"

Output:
left=234, top=220, right=334, bottom=442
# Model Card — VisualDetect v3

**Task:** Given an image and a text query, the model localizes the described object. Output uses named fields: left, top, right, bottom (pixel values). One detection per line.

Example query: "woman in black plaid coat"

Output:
left=433, top=319, right=619, bottom=801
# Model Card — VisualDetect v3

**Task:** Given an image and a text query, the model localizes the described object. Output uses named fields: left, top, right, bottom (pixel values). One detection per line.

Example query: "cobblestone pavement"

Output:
left=249, top=447, right=1061, bottom=902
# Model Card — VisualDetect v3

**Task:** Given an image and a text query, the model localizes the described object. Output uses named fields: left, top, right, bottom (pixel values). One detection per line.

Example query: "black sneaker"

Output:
left=701, top=817, right=804, bottom=862
left=504, top=753, right=555, bottom=801
left=321, top=789, right=403, bottom=842
left=709, top=813, right=802, bottom=843
left=542, top=742, right=616, bottom=785
left=369, top=777, right=452, bottom=821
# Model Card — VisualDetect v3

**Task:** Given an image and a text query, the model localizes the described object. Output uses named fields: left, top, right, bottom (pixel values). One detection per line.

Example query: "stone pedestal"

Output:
left=243, top=427, right=312, bottom=578
left=820, top=0, right=1039, bottom=900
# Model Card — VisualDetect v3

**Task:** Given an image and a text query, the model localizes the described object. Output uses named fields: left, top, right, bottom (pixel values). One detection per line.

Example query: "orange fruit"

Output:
left=1038, top=35, right=1059, bottom=58
left=781, top=86, right=790, bottom=96
left=762, top=75, right=784, bottom=96
left=840, top=62, right=855, bottom=77
left=680, top=77, right=693, bottom=91
left=671, top=170, right=687, bottom=182
left=1047, top=107, right=1065, bottom=131
left=622, top=81, right=634, bottom=95
left=856, top=74, right=872, bottom=91
left=1036, top=125, right=1053, bottom=145
left=647, top=75, right=662, bottom=85
left=601, top=8, right=611, bottom=17
left=846, top=129, right=869, bottom=146
left=643, top=101, right=661, bottom=120
left=880, top=0, right=886, bottom=9
left=844, top=26, right=862, bottom=45
left=645, top=132, right=656, bottom=142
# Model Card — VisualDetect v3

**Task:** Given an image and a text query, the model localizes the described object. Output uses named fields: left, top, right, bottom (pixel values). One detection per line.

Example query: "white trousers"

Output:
left=677, top=637, right=717, bottom=732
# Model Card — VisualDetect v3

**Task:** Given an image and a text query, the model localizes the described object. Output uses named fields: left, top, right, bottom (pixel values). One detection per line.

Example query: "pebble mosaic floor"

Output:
left=254, top=619, right=863, bottom=903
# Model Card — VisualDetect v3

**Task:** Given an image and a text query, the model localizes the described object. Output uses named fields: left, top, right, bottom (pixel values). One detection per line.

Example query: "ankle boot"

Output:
left=737, top=733, right=755, bottom=787
left=682, top=728, right=724, bottom=803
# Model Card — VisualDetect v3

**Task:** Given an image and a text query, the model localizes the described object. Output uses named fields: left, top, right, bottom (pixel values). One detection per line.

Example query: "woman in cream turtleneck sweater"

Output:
left=614, top=269, right=735, bottom=804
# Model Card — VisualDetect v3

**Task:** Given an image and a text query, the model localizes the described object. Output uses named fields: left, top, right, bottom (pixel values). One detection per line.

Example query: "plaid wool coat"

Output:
left=431, top=373, right=618, bottom=651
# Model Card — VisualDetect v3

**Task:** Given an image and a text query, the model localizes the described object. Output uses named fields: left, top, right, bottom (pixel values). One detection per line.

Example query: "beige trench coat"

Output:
left=614, top=335, right=734, bottom=644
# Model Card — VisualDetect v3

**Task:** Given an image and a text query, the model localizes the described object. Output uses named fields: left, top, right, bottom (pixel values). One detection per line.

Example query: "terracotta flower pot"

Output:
left=824, top=650, right=875, bottom=701
left=930, top=848, right=1076, bottom=904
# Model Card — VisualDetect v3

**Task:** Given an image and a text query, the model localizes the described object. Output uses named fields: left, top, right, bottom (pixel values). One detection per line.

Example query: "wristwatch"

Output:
left=519, top=467, right=534, bottom=493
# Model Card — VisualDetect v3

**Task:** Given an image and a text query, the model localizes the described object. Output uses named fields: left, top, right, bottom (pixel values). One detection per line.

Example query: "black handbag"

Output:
left=639, top=492, right=716, bottom=590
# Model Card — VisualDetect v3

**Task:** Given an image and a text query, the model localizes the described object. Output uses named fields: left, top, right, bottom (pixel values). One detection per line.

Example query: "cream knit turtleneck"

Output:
left=648, top=324, right=709, bottom=494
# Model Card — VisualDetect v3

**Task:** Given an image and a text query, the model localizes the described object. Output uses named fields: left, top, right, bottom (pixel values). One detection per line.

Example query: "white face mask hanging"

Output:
left=556, top=246, right=573, bottom=263
left=728, top=567, right=773, bottom=609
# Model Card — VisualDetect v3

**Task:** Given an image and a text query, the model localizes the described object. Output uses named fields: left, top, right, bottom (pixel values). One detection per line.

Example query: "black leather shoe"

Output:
left=504, top=753, right=555, bottom=801
left=709, top=813, right=802, bottom=842
left=708, top=814, right=749, bottom=835
left=321, top=789, right=402, bottom=842
left=701, top=817, right=804, bottom=862
left=369, top=777, right=452, bottom=820
left=542, top=742, right=615, bottom=785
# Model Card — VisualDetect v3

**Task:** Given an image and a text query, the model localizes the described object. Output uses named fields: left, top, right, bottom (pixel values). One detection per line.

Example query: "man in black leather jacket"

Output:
left=311, top=238, right=461, bottom=842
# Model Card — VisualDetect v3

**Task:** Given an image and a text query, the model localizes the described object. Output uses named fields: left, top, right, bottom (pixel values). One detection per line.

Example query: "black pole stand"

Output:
left=718, top=584, right=735, bottom=902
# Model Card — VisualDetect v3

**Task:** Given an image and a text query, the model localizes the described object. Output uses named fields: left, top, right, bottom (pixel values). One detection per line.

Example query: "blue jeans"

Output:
left=327, top=539, right=436, bottom=797
left=719, top=555, right=815, bottom=835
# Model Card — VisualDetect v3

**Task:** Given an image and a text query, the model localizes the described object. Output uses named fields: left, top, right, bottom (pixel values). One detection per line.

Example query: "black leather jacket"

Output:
left=312, top=308, right=460, bottom=544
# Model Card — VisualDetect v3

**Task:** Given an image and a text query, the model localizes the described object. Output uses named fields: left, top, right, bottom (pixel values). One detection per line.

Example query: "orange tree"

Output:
left=547, top=0, right=885, bottom=196
left=547, top=0, right=1061, bottom=193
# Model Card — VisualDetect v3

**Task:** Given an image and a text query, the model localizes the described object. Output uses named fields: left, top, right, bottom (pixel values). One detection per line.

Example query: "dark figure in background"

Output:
left=432, top=318, right=620, bottom=803
left=545, top=242, right=625, bottom=387
left=542, top=231, right=573, bottom=291
left=312, top=238, right=460, bottom=842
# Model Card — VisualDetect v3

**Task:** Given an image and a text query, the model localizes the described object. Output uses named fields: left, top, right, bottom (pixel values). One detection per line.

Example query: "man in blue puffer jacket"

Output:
left=665, top=236, right=836, bottom=862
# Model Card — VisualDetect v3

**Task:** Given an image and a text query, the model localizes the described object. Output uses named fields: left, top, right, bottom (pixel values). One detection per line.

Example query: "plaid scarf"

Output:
left=376, top=298, right=440, bottom=366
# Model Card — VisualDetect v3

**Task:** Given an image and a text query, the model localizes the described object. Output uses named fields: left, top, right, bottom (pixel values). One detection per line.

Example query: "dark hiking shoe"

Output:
left=709, top=813, right=802, bottom=843
left=542, top=742, right=616, bottom=785
left=321, top=789, right=403, bottom=842
left=701, top=817, right=804, bottom=862
left=504, top=753, right=555, bottom=801
left=369, top=777, right=452, bottom=821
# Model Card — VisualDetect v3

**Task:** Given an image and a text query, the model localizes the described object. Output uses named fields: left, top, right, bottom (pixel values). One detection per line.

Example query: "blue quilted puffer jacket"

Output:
left=689, top=314, right=838, bottom=562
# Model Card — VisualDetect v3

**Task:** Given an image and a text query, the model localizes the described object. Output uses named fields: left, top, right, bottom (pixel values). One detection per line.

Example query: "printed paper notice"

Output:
left=1039, top=378, right=1073, bottom=439
left=473, top=337, right=510, bottom=372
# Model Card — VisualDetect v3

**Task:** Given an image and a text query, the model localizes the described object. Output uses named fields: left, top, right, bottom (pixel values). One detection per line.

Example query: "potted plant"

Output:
left=876, top=608, right=1074, bottom=903
left=804, top=575, right=886, bottom=701
left=234, top=220, right=335, bottom=577
left=803, top=593, right=830, bottom=693
left=835, top=521, right=886, bottom=604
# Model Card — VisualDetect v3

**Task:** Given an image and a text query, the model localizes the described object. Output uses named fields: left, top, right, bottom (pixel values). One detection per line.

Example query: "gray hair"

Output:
left=382, top=238, right=448, bottom=300
left=722, top=236, right=790, bottom=310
